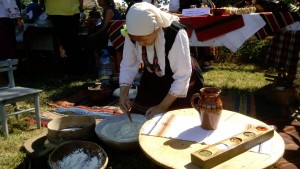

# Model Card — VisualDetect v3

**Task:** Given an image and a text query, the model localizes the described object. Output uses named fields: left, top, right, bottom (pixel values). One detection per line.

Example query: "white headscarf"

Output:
left=126, top=2, right=179, bottom=36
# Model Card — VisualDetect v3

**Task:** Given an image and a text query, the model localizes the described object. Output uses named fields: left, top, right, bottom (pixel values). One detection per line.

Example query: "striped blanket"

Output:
left=107, top=20, right=125, bottom=50
left=221, top=92, right=292, bottom=121
left=265, top=30, right=300, bottom=77
left=255, top=12, right=300, bottom=39
left=47, top=89, right=122, bottom=118
left=180, top=15, right=245, bottom=41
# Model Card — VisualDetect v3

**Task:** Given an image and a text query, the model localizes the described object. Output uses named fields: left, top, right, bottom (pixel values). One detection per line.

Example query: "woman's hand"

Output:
left=145, top=93, right=177, bottom=119
left=145, top=104, right=168, bottom=119
left=119, top=86, right=132, bottom=113
left=119, top=95, right=132, bottom=114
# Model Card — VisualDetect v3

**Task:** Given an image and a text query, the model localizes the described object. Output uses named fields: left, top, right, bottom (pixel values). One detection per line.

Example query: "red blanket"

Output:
left=180, top=15, right=245, bottom=41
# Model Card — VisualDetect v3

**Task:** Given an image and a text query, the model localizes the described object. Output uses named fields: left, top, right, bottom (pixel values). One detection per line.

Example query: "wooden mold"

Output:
left=191, top=125, right=274, bottom=169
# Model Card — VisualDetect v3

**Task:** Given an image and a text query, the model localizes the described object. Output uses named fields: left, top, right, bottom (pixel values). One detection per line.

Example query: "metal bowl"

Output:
left=47, top=115, right=96, bottom=144
left=95, top=114, right=147, bottom=151
left=48, top=141, right=108, bottom=169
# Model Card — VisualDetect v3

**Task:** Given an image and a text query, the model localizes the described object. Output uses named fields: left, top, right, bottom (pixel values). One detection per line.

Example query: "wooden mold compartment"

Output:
left=191, top=125, right=274, bottom=169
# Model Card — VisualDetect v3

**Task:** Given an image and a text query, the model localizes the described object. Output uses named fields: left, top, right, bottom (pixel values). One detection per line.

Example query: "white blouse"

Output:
left=0, top=0, right=20, bottom=18
left=120, top=28, right=192, bottom=98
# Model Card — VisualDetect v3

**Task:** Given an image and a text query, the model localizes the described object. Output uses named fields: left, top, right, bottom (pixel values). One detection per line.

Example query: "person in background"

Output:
left=87, top=0, right=121, bottom=73
left=40, top=0, right=85, bottom=73
left=244, top=0, right=254, bottom=7
left=124, top=0, right=142, bottom=16
left=0, top=0, right=23, bottom=83
left=0, top=0, right=23, bottom=61
left=88, top=6, right=101, bottom=19
left=22, top=0, right=43, bottom=21
left=119, top=2, right=204, bottom=119
left=124, top=0, right=156, bottom=16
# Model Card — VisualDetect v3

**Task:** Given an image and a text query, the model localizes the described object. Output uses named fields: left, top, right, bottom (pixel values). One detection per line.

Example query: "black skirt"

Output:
left=0, top=18, right=18, bottom=61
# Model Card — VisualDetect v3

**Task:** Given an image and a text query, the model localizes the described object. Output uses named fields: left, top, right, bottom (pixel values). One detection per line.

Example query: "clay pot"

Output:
left=191, top=87, right=223, bottom=130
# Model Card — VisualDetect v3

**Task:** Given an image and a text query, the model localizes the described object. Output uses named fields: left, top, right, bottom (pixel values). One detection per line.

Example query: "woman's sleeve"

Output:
left=168, top=29, right=192, bottom=98
left=119, top=37, right=141, bottom=86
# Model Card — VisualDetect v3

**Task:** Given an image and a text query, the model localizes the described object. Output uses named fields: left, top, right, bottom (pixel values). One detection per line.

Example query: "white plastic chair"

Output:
left=0, top=59, right=42, bottom=136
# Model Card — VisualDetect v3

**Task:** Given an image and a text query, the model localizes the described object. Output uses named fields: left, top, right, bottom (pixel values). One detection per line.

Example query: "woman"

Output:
left=0, top=0, right=23, bottom=61
left=87, top=0, right=121, bottom=71
left=119, top=2, right=204, bottom=119
left=41, top=0, right=84, bottom=72
left=23, top=0, right=44, bottom=21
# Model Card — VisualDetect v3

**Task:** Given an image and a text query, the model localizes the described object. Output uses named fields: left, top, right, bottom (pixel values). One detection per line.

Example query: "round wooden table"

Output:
left=139, top=108, right=285, bottom=169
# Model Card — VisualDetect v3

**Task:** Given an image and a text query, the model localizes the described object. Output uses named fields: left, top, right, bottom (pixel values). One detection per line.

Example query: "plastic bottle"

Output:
left=98, top=49, right=113, bottom=85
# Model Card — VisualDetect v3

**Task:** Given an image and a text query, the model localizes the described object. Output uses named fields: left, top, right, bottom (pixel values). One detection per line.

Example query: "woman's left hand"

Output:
left=145, top=93, right=177, bottom=119
left=145, top=105, right=167, bottom=119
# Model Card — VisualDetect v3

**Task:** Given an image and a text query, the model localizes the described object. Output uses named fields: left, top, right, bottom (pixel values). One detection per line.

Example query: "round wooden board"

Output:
left=139, top=108, right=285, bottom=169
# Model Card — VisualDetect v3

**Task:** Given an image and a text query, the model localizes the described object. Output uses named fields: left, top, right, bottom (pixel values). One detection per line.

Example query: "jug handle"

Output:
left=190, top=93, right=201, bottom=110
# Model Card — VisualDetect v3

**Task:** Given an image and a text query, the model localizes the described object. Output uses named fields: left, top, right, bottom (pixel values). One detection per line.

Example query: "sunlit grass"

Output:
left=0, top=127, right=47, bottom=169
left=203, top=63, right=271, bottom=94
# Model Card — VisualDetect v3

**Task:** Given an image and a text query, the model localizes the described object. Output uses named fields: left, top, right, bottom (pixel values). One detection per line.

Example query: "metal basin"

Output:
left=47, top=115, right=95, bottom=144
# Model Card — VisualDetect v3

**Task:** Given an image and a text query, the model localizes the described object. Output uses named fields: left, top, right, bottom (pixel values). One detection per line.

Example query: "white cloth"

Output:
left=188, top=14, right=266, bottom=52
left=141, top=113, right=274, bottom=154
left=126, top=2, right=179, bottom=36
left=141, top=113, right=244, bottom=144
left=0, top=0, right=20, bottom=18
left=120, top=28, right=192, bottom=97
left=284, top=21, right=300, bottom=31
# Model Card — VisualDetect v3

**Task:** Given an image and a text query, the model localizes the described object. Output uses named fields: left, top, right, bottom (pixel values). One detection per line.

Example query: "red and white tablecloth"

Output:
left=107, top=14, right=270, bottom=52
left=182, top=14, right=266, bottom=52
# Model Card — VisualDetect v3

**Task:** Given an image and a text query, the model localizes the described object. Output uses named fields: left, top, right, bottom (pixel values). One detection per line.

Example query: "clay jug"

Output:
left=191, top=87, right=222, bottom=130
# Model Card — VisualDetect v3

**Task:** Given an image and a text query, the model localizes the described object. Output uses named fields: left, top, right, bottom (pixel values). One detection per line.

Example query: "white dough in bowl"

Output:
left=100, top=119, right=144, bottom=142
left=95, top=114, right=147, bottom=150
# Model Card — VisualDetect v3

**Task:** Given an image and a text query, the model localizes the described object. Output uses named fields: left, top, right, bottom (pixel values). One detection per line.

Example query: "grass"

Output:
left=204, top=63, right=269, bottom=91
left=0, top=55, right=272, bottom=169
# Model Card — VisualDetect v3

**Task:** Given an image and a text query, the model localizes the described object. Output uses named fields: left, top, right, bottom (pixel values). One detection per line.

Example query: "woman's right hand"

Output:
left=119, top=86, right=133, bottom=113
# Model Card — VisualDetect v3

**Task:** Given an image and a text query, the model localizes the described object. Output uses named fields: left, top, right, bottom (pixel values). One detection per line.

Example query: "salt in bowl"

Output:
left=48, top=140, right=108, bottom=169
